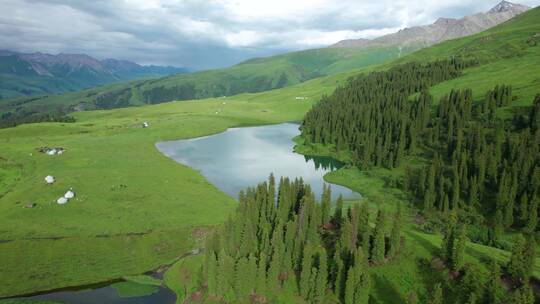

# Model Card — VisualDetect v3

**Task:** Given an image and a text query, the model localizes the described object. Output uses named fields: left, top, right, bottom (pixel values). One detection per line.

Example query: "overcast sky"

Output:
left=1, top=0, right=538, bottom=70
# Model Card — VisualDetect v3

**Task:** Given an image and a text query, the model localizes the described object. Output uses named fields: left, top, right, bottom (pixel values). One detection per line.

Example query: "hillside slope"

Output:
left=0, top=5, right=539, bottom=301
left=1, top=2, right=531, bottom=128
left=0, top=45, right=408, bottom=125
left=0, top=51, right=189, bottom=99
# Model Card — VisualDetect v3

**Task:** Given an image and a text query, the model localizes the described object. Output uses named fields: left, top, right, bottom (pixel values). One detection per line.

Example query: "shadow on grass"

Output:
left=465, top=244, right=507, bottom=267
left=371, top=274, right=407, bottom=304
left=406, top=230, right=439, bottom=256
left=404, top=230, right=444, bottom=303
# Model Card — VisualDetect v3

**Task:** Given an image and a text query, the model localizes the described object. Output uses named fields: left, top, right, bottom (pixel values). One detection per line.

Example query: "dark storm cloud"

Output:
left=1, top=0, right=539, bottom=69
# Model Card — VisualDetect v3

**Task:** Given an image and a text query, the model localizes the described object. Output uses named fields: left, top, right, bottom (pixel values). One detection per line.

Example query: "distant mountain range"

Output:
left=330, top=1, right=530, bottom=49
left=0, top=51, right=189, bottom=99
left=0, top=1, right=535, bottom=128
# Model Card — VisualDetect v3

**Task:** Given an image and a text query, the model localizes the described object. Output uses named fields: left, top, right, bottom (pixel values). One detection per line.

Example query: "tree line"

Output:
left=404, top=87, right=540, bottom=246
left=299, top=58, right=539, bottom=302
left=199, top=175, right=402, bottom=303
left=300, top=58, right=476, bottom=169
left=300, top=58, right=539, bottom=241
left=435, top=210, right=536, bottom=303
left=0, top=109, right=75, bottom=128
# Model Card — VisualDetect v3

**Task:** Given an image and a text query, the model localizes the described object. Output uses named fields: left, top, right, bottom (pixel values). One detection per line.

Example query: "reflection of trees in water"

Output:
left=304, top=155, right=344, bottom=171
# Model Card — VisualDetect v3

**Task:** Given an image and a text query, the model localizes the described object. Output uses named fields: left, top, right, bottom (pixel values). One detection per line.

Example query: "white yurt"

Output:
left=57, top=197, right=68, bottom=205
left=45, top=175, right=55, bottom=184
left=47, top=149, right=57, bottom=155
left=142, top=121, right=149, bottom=128
left=64, top=190, right=75, bottom=199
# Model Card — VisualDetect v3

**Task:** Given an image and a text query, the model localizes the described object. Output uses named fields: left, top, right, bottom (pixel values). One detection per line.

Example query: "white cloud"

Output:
left=1, top=0, right=539, bottom=69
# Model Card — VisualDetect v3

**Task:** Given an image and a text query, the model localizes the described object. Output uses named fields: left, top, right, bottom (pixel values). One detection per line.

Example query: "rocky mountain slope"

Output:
left=331, top=1, right=530, bottom=49
left=0, top=51, right=189, bottom=98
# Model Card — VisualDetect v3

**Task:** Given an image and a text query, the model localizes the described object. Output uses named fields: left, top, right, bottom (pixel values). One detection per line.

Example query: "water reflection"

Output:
left=17, top=282, right=176, bottom=304
left=304, top=155, right=344, bottom=171
left=156, top=123, right=360, bottom=200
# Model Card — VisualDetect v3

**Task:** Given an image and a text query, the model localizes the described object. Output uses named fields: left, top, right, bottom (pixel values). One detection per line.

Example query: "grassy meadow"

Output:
left=0, top=6, right=539, bottom=303
left=0, top=82, right=338, bottom=297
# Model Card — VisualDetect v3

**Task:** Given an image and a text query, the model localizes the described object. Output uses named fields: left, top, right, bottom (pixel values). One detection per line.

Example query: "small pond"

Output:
left=156, top=123, right=360, bottom=200
left=14, top=280, right=176, bottom=304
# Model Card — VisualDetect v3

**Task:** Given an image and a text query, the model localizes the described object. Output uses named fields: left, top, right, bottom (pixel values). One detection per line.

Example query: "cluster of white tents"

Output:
left=57, top=189, right=75, bottom=205
left=43, top=175, right=76, bottom=205
left=39, top=147, right=66, bottom=156
left=46, top=149, right=64, bottom=156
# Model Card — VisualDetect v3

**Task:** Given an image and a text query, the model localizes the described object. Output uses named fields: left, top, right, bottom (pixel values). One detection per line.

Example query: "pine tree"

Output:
left=344, top=267, right=355, bottom=304
left=313, top=249, right=328, bottom=303
left=267, top=173, right=276, bottom=219
left=507, top=234, right=531, bottom=284
left=388, top=205, right=402, bottom=258
left=424, top=165, right=436, bottom=211
left=268, top=223, right=284, bottom=290
left=354, top=249, right=370, bottom=304
left=492, top=210, right=504, bottom=244
left=371, top=210, right=386, bottom=264
left=441, top=211, right=457, bottom=263
left=519, top=193, right=529, bottom=225
left=485, top=261, right=505, bottom=304
left=246, top=254, right=258, bottom=295
left=206, top=250, right=218, bottom=295
left=529, top=94, right=540, bottom=132
left=234, top=256, right=250, bottom=297
left=299, top=244, right=313, bottom=298
left=525, top=198, right=538, bottom=233
left=451, top=225, right=467, bottom=271
left=406, top=292, right=418, bottom=304
left=307, top=267, right=318, bottom=303
left=256, top=252, right=268, bottom=295
left=358, top=202, right=370, bottom=254
left=334, top=244, right=346, bottom=300
left=333, top=194, right=344, bottom=228
left=344, top=249, right=370, bottom=304
left=451, top=168, right=460, bottom=209
left=510, top=284, right=534, bottom=304
left=504, top=197, right=514, bottom=229
left=428, top=283, right=443, bottom=304
left=321, top=184, right=331, bottom=225
left=218, top=250, right=235, bottom=299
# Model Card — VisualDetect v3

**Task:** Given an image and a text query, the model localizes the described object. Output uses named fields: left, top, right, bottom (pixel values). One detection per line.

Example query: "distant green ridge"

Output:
left=0, top=45, right=413, bottom=124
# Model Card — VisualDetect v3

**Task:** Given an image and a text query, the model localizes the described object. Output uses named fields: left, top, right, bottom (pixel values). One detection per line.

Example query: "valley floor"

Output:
left=1, top=9, right=540, bottom=300
left=0, top=88, right=330, bottom=299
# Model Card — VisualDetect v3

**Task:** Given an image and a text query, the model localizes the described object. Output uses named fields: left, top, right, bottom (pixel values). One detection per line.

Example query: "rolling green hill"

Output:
left=0, top=45, right=412, bottom=127
left=0, top=5, right=539, bottom=303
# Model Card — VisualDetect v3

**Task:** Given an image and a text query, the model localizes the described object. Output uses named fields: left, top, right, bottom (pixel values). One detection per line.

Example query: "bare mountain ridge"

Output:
left=330, top=1, right=530, bottom=49
left=0, top=50, right=187, bottom=78
left=0, top=50, right=189, bottom=98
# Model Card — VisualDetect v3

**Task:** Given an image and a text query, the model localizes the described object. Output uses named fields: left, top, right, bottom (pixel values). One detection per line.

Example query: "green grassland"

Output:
left=0, top=45, right=410, bottom=117
left=0, top=91, right=330, bottom=297
left=0, top=6, right=539, bottom=302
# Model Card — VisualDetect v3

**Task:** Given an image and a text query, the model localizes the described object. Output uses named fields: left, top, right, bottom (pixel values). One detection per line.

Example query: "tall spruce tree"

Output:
left=388, top=205, right=403, bottom=258
left=428, top=284, right=443, bottom=304
left=371, top=210, right=386, bottom=264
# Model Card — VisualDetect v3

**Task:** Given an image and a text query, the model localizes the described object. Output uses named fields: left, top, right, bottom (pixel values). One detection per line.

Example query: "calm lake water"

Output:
left=156, top=123, right=359, bottom=200
left=18, top=282, right=176, bottom=304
